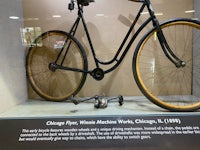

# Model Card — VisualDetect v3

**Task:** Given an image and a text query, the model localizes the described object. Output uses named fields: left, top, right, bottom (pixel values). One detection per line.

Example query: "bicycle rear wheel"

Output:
left=133, top=19, right=200, bottom=111
left=26, top=30, right=88, bottom=101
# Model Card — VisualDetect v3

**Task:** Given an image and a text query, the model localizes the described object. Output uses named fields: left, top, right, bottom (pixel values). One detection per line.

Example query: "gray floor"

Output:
left=0, top=96, right=199, bottom=118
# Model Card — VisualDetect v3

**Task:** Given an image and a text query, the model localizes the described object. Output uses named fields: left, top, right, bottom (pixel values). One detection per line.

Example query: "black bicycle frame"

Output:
left=65, top=0, right=180, bottom=74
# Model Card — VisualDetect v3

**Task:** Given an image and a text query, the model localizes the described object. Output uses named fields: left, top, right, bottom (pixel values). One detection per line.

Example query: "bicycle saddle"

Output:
left=78, top=0, right=95, bottom=6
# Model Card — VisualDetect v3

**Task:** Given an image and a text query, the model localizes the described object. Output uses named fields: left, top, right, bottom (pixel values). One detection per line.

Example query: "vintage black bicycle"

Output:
left=26, top=0, right=200, bottom=111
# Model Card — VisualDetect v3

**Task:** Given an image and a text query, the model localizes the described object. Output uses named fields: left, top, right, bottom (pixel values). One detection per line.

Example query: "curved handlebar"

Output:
left=68, top=0, right=94, bottom=10
left=68, top=0, right=144, bottom=11
left=78, top=0, right=94, bottom=6
left=129, top=0, right=144, bottom=2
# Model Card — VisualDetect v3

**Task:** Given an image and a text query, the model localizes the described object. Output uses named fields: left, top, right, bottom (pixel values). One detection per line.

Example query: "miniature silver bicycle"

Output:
left=26, top=0, right=200, bottom=111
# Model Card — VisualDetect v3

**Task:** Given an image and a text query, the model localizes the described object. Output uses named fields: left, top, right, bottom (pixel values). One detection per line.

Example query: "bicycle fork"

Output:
left=146, top=0, right=185, bottom=68
left=155, top=23, right=186, bottom=68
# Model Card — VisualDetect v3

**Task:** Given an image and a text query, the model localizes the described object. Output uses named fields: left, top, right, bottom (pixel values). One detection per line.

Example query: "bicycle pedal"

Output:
left=118, top=95, right=124, bottom=106
left=70, top=98, right=79, bottom=105
left=106, top=95, right=124, bottom=106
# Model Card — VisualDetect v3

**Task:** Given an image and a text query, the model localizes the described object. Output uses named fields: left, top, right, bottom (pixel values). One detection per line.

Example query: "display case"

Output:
left=0, top=0, right=200, bottom=150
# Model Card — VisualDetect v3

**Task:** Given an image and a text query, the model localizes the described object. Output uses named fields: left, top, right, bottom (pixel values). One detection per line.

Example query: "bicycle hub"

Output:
left=175, top=61, right=186, bottom=68
left=49, top=63, right=57, bottom=72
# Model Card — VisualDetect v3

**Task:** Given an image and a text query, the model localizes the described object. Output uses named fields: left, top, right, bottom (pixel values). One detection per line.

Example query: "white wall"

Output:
left=0, top=0, right=27, bottom=113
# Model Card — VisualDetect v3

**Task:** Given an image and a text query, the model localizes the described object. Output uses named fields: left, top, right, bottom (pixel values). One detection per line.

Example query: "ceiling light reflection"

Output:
left=9, top=16, right=20, bottom=20
left=52, top=15, right=61, bottom=18
left=27, top=18, right=39, bottom=21
left=96, top=14, right=105, bottom=17
left=185, top=10, right=195, bottom=13
left=155, top=13, right=163, bottom=16
left=141, top=12, right=148, bottom=15
left=141, top=12, right=163, bottom=16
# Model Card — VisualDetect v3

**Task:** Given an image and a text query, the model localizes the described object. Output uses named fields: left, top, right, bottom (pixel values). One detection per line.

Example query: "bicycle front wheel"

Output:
left=133, top=19, right=200, bottom=111
left=26, top=30, right=88, bottom=102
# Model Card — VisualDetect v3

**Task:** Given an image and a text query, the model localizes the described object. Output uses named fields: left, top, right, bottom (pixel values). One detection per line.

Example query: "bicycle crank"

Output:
left=71, top=95, right=124, bottom=109
left=90, top=68, right=104, bottom=81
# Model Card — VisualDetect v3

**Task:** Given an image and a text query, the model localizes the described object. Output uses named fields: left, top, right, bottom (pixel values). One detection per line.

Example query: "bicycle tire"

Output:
left=133, top=18, right=200, bottom=111
left=26, top=30, right=88, bottom=102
